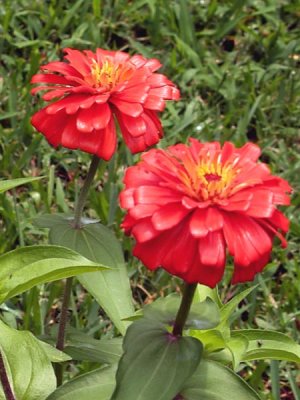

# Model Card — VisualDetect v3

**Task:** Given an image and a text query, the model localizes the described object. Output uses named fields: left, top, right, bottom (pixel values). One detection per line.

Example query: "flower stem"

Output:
left=172, top=283, right=197, bottom=336
left=73, top=155, right=101, bottom=229
left=55, top=154, right=101, bottom=386
left=0, top=351, right=15, bottom=400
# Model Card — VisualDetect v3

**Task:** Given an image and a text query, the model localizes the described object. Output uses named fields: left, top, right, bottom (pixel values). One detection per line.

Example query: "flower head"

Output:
left=120, top=139, right=291, bottom=287
left=31, top=48, right=179, bottom=160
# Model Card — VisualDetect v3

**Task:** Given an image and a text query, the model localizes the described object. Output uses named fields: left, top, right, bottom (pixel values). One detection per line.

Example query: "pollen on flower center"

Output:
left=204, top=173, right=221, bottom=182
left=90, top=59, right=133, bottom=90
left=193, top=159, right=237, bottom=201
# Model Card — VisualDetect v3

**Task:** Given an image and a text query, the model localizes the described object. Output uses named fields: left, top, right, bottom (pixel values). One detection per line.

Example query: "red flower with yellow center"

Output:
left=120, top=139, right=291, bottom=287
left=31, top=48, right=180, bottom=160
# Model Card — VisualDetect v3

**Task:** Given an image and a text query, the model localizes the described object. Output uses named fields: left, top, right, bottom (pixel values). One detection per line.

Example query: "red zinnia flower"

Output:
left=31, top=48, right=179, bottom=160
left=120, top=139, right=291, bottom=287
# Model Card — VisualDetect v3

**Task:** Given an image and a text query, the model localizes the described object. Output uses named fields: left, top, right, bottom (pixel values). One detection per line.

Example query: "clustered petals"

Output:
left=120, top=139, right=291, bottom=287
left=31, top=48, right=179, bottom=160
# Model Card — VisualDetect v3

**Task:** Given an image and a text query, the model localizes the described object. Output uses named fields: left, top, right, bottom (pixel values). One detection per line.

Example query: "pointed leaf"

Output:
left=0, top=245, right=107, bottom=303
left=179, top=360, right=261, bottom=400
left=0, top=177, right=43, bottom=193
left=35, top=214, right=134, bottom=334
left=38, top=341, right=71, bottom=363
left=232, top=329, right=300, bottom=363
left=0, top=321, right=56, bottom=400
left=191, top=329, right=226, bottom=353
left=226, top=335, right=249, bottom=371
left=64, top=331, right=122, bottom=364
left=47, top=365, right=116, bottom=400
left=111, top=318, right=203, bottom=400
left=194, top=284, right=223, bottom=308
left=220, top=286, right=257, bottom=325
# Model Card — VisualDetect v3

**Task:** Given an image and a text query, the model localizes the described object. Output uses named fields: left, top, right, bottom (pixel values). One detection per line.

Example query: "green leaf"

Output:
left=47, top=365, right=116, bottom=400
left=179, top=360, right=261, bottom=400
left=220, top=286, right=257, bottom=325
left=226, top=335, right=249, bottom=371
left=0, top=245, right=108, bottom=303
left=38, top=341, right=71, bottom=363
left=64, top=331, right=122, bottom=364
left=0, top=320, right=56, bottom=400
left=111, top=318, right=203, bottom=400
left=191, top=329, right=226, bottom=353
left=232, top=329, right=300, bottom=363
left=35, top=214, right=134, bottom=335
left=140, top=294, right=220, bottom=331
left=0, top=177, right=43, bottom=193
left=194, top=284, right=223, bottom=308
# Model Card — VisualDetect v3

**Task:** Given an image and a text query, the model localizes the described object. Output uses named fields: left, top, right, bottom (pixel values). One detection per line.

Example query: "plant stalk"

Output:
left=0, top=351, right=15, bottom=400
left=55, top=155, right=101, bottom=385
left=73, top=155, right=101, bottom=229
left=172, top=283, right=197, bottom=336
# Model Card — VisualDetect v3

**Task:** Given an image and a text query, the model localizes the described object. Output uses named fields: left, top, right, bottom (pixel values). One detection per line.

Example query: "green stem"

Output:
left=172, top=283, right=197, bottom=336
left=0, top=351, right=15, bottom=400
left=55, top=155, right=101, bottom=386
left=73, top=155, right=101, bottom=229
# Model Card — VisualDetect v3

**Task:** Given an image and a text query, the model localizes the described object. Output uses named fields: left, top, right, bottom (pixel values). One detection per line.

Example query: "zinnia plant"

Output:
left=31, top=48, right=180, bottom=160
left=120, top=139, right=292, bottom=287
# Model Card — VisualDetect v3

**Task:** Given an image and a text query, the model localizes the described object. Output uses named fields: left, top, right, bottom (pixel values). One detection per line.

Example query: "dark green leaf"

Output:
left=64, top=331, right=122, bottom=364
left=112, top=318, right=203, bottom=400
left=141, top=294, right=220, bottom=330
left=35, top=214, right=134, bottom=334
left=47, top=365, right=116, bottom=400
left=179, top=360, right=261, bottom=400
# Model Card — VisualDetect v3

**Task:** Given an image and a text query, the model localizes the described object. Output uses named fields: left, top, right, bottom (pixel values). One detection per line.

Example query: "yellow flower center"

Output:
left=196, top=160, right=237, bottom=201
left=90, top=59, right=133, bottom=90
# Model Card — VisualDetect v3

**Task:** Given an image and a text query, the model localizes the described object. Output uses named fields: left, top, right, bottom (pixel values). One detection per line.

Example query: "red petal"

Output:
left=41, top=61, right=83, bottom=78
left=223, top=213, right=272, bottom=267
left=95, top=117, right=117, bottom=160
left=129, top=55, right=147, bottom=68
left=144, top=95, right=166, bottom=111
left=31, top=108, right=66, bottom=146
left=189, top=207, right=223, bottom=238
left=238, top=142, right=261, bottom=162
left=119, top=188, right=135, bottom=209
left=134, top=186, right=182, bottom=205
left=64, top=48, right=92, bottom=76
left=232, top=253, right=270, bottom=284
left=31, top=73, right=73, bottom=86
left=110, top=98, right=143, bottom=117
left=115, top=85, right=150, bottom=103
left=244, top=189, right=274, bottom=218
left=61, top=115, right=80, bottom=149
left=45, top=94, right=94, bottom=115
left=132, top=218, right=160, bottom=243
left=220, top=191, right=253, bottom=212
left=152, top=203, right=189, bottom=231
left=144, top=58, right=162, bottom=72
left=123, top=165, right=160, bottom=187
left=76, top=103, right=111, bottom=132
left=147, top=74, right=170, bottom=87
left=199, top=231, right=225, bottom=268
left=190, top=208, right=208, bottom=238
left=117, top=113, right=147, bottom=137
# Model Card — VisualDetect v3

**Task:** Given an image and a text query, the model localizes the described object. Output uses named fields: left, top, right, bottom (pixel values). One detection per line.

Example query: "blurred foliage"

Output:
left=0, top=0, right=299, bottom=398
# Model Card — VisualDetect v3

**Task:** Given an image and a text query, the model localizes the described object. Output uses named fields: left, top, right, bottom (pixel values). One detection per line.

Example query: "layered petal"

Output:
left=120, top=139, right=291, bottom=287
left=31, top=47, right=179, bottom=159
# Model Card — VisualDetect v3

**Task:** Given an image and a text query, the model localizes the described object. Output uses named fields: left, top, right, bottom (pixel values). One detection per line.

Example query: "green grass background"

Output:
left=0, top=0, right=299, bottom=399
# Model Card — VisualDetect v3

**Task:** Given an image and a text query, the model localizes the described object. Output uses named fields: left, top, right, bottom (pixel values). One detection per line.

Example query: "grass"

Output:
left=0, top=0, right=299, bottom=398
